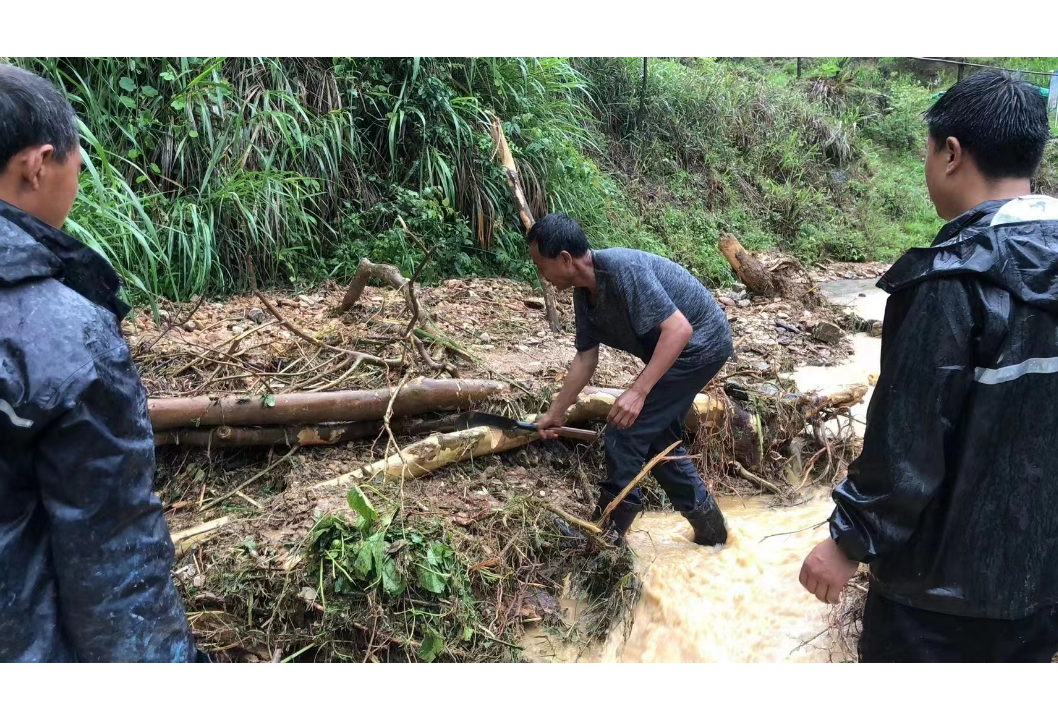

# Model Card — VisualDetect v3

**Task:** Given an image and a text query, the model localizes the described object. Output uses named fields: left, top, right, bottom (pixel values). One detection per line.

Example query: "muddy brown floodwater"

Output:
left=603, top=496, right=844, bottom=662
left=521, top=496, right=848, bottom=663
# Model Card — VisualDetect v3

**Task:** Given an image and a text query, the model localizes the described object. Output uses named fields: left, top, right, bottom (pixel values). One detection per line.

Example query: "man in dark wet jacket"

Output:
left=0, top=64, right=200, bottom=661
left=799, top=70, right=1058, bottom=662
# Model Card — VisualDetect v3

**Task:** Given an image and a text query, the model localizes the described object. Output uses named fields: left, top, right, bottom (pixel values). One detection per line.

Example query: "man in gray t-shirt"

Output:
left=529, top=213, right=731, bottom=546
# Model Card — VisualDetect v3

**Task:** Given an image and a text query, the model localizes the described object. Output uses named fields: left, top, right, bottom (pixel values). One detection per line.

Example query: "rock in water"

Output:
left=811, top=321, right=844, bottom=345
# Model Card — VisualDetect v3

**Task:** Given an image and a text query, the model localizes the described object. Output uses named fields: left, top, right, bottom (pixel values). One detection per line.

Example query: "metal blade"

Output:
left=453, top=411, right=521, bottom=432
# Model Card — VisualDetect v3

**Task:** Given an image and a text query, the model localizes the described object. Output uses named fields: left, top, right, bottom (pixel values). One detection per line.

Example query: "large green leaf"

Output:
left=381, top=557, right=406, bottom=597
left=353, top=532, right=384, bottom=579
left=417, top=563, right=448, bottom=594
left=418, top=630, right=443, bottom=663
left=347, top=485, right=377, bottom=526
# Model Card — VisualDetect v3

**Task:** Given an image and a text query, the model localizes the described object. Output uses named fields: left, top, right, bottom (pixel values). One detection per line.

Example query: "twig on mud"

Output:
left=545, top=503, right=603, bottom=535
left=136, top=292, right=208, bottom=358
left=414, top=336, right=459, bottom=378
left=381, top=377, right=409, bottom=479
left=798, top=447, right=828, bottom=490
left=172, top=516, right=232, bottom=559
left=200, top=445, right=300, bottom=512
left=731, top=460, right=783, bottom=494
left=246, top=256, right=400, bottom=370
left=172, top=516, right=232, bottom=544
left=598, top=440, right=682, bottom=526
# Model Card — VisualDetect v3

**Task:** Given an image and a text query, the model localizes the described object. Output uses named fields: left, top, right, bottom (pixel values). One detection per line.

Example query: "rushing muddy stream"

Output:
left=523, top=279, right=888, bottom=663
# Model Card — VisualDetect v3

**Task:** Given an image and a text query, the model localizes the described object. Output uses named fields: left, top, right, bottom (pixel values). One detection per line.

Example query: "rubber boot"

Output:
left=591, top=489, right=643, bottom=546
left=681, top=494, right=728, bottom=547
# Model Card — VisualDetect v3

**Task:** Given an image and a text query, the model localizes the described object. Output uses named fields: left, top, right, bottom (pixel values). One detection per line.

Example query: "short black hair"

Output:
left=526, top=213, right=590, bottom=258
left=925, top=69, right=1050, bottom=180
left=0, top=64, right=79, bottom=171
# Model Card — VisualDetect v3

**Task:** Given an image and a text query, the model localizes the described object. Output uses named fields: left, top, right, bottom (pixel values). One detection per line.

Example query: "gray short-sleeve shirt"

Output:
left=573, top=248, right=731, bottom=370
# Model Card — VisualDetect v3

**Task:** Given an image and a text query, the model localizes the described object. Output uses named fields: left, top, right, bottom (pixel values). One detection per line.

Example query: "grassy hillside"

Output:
left=5, top=56, right=1055, bottom=303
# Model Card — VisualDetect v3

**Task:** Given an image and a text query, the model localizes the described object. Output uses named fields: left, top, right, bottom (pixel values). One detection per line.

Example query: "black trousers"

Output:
left=859, top=590, right=1058, bottom=662
left=602, top=357, right=727, bottom=512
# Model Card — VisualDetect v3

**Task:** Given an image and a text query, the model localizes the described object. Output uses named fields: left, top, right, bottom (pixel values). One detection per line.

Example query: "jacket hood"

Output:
left=880, top=195, right=1058, bottom=314
left=0, top=199, right=129, bottom=319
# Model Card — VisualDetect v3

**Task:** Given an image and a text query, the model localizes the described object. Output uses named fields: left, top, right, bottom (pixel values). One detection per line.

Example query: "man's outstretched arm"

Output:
left=538, top=346, right=599, bottom=438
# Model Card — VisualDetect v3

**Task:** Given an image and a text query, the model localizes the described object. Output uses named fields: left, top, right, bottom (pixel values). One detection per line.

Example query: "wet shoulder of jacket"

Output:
left=0, top=211, right=133, bottom=437
left=880, top=195, right=1058, bottom=303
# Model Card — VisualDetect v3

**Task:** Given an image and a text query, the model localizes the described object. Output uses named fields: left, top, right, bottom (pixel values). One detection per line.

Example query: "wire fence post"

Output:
left=1049, top=69, right=1058, bottom=126
left=636, top=57, right=648, bottom=133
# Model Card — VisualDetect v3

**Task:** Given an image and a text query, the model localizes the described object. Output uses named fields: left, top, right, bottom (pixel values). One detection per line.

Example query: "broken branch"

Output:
left=489, top=114, right=562, bottom=334
left=312, top=425, right=535, bottom=489
left=598, top=440, right=681, bottom=527
left=153, top=416, right=459, bottom=448
left=246, top=256, right=400, bottom=369
left=730, top=461, right=783, bottom=494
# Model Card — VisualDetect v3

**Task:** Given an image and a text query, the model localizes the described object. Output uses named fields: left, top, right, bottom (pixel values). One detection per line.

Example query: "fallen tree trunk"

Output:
left=490, top=115, right=562, bottom=334
left=719, top=233, right=775, bottom=296
left=148, top=378, right=508, bottom=431
left=315, top=387, right=766, bottom=490
left=312, top=426, right=535, bottom=489
left=574, top=386, right=734, bottom=433
left=571, top=386, right=763, bottom=469
left=154, top=416, right=458, bottom=448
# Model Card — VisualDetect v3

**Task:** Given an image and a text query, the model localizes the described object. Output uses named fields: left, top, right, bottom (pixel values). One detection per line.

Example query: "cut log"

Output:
left=311, top=426, right=534, bottom=489
left=799, top=384, right=867, bottom=419
left=719, top=233, right=775, bottom=297
left=490, top=115, right=562, bottom=334
left=154, top=416, right=459, bottom=448
left=148, top=378, right=508, bottom=431
left=572, top=386, right=732, bottom=433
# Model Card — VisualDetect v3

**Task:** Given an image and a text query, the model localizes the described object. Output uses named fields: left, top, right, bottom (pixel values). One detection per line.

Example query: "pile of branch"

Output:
left=307, top=383, right=866, bottom=493
left=152, top=374, right=865, bottom=491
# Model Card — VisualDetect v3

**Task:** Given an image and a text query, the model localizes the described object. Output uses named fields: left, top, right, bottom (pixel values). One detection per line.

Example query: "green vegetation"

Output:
left=6, top=56, right=1056, bottom=302
left=198, top=477, right=637, bottom=662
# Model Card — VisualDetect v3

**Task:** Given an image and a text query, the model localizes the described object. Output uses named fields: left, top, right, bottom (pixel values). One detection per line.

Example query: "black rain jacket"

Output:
left=830, top=195, right=1058, bottom=620
left=0, top=198, right=197, bottom=661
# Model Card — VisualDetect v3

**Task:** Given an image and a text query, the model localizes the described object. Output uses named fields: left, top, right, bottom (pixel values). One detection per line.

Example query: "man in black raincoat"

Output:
left=800, top=70, right=1058, bottom=662
left=0, top=64, right=201, bottom=661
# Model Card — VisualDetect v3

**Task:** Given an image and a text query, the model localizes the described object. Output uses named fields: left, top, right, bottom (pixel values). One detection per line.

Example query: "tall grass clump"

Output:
left=6, top=57, right=616, bottom=300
